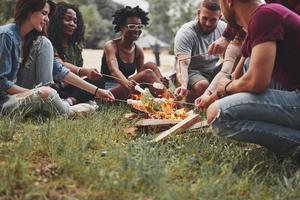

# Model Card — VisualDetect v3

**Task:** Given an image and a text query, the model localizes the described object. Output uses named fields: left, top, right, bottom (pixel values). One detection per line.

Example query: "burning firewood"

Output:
left=128, top=88, right=190, bottom=120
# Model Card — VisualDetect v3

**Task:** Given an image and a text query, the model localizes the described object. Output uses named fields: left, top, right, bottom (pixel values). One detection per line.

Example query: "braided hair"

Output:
left=48, top=2, right=84, bottom=59
left=112, top=6, right=149, bottom=33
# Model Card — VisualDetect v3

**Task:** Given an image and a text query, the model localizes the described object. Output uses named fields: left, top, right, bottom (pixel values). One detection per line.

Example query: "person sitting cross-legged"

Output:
left=101, top=6, right=169, bottom=100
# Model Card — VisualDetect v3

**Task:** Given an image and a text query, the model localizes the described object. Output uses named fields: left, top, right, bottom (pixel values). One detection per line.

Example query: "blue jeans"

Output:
left=213, top=89, right=300, bottom=157
left=1, top=36, right=69, bottom=115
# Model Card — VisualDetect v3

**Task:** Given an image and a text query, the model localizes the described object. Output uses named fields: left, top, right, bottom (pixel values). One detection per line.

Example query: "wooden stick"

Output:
left=102, top=74, right=123, bottom=82
left=136, top=119, right=181, bottom=127
left=151, top=113, right=200, bottom=142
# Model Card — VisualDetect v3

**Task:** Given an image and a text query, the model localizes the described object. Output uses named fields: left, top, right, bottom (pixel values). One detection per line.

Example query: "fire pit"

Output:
left=125, top=89, right=205, bottom=142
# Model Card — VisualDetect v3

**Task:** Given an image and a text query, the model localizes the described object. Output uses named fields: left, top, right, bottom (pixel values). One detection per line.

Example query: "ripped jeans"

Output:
left=1, top=88, right=69, bottom=116
left=0, top=36, right=69, bottom=115
left=212, top=89, right=300, bottom=157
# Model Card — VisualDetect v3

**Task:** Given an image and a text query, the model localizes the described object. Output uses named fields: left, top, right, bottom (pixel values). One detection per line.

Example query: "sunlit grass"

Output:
left=0, top=103, right=299, bottom=199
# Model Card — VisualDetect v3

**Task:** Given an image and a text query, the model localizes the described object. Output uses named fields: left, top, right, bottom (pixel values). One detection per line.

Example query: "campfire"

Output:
left=128, top=91, right=189, bottom=120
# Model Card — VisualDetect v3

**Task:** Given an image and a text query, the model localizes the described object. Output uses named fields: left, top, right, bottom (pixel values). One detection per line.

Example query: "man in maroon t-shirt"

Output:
left=208, top=0, right=300, bottom=54
left=203, top=0, right=300, bottom=163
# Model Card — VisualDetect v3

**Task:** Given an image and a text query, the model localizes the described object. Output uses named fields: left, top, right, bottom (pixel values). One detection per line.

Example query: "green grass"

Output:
left=0, top=103, right=299, bottom=199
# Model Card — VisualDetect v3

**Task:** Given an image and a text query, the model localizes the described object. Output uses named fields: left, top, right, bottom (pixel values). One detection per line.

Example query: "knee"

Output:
left=35, top=36, right=53, bottom=53
left=192, top=81, right=209, bottom=94
left=37, top=86, right=57, bottom=98
left=139, top=69, right=156, bottom=80
left=143, top=62, right=157, bottom=69
left=206, top=101, right=220, bottom=124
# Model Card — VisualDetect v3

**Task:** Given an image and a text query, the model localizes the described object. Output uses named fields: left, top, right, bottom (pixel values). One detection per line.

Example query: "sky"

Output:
left=112, top=0, right=149, bottom=11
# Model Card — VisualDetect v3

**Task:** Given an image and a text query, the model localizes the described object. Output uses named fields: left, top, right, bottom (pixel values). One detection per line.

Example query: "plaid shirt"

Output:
left=222, top=0, right=300, bottom=40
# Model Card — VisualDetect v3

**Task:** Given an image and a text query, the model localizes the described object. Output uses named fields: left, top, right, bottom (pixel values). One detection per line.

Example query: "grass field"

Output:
left=0, top=103, right=299, bottom=199
left=0, top=50, right=299, bottom=199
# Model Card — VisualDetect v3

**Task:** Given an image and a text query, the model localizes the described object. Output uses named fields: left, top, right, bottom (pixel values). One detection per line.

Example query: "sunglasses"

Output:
left=126, top=24, right=145, bottom=30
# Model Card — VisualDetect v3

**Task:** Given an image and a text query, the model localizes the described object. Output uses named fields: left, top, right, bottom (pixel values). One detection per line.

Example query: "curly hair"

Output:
left=48, top=2, right=84, bottom=60
left=112, top=6, right=149, bottom=33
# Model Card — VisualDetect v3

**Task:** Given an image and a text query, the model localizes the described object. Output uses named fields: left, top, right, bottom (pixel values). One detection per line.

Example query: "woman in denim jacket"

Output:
left=0, top=0, right=69, bottom=116
left=0, top=0, right=114, bottom=117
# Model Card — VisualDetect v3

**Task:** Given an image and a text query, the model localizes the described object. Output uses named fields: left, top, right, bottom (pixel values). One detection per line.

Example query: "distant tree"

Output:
left=79, top=5, right=111, bottom=48
left=147, top=0, right=200, bottom=52
left=94, top=0, right=122, bottom=40
left=0, top=0, right=16, bottom=24
left=94, top=0, right=123, bottom=21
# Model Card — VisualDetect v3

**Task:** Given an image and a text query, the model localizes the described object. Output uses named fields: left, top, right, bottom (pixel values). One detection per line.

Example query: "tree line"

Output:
left=0, top=0, right=200, bottom=51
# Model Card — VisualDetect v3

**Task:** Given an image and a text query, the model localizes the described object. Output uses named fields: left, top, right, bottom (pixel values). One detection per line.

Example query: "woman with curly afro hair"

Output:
left=101, top=6, right=170, bottom=100
left=48, top=2, right=108, bottom=105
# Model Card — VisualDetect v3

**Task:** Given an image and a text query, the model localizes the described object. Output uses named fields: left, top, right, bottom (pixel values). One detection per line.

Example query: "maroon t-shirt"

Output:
left=241, top=4, right=300, bottom=90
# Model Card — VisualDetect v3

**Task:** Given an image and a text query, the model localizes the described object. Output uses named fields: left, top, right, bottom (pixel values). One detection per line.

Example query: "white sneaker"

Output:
left=69, top=103, right=98, bottom=117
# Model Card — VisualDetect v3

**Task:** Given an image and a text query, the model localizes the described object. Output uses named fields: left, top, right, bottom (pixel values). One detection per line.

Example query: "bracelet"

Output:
left=94, top=87, right=99, bottom=97
left=224, top=80, right=232, bottom=96
left=77, top=68, right=81, bottom=76
left=206, top=89, right=212, bottom=95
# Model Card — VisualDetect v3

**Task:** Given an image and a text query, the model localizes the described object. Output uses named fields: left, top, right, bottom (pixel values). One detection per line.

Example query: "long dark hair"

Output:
left=14, top=0, right=56, bottom=65
left=48, top=2, right=84, bottom=60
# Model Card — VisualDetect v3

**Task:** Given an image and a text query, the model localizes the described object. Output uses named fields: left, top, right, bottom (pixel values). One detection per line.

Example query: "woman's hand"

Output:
left=125, top=79, right=138, bottom=91
left=80, top=68, right=102, bottom=80
left=95, top=88, right=115, bottom=102
left=160, top=77, right=169, bottom=88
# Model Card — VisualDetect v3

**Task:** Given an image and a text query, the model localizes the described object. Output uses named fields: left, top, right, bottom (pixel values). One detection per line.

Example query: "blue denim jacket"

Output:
left=0, top=23, right=20, bottom=92
left=0, top=23, right=69, bottom=107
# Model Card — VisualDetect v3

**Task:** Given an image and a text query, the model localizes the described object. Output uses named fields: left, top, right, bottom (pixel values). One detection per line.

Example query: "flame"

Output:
left=129, top=93, right=188, bottom=120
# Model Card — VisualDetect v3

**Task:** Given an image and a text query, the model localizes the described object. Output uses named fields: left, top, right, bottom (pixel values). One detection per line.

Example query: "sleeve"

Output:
left=248, top=8, right=284, bottom=48
left=53, top=58, right=70, bottom=82
left=0, top=33, right=14, bottom=91
left=174, top=27, right=195, bottom=56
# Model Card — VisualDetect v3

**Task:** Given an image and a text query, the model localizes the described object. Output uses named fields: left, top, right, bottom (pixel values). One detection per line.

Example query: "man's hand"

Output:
left=208, top=36, right=230, bottom=55
left=216, top=77, right=232, bottom=98
left=174, top=86, right=188, bottom=100
left=195, top=93, right=218, bottom=109
left=95, top=88, right=115, bottom=102
left=80, top=68, right=102, bottom=80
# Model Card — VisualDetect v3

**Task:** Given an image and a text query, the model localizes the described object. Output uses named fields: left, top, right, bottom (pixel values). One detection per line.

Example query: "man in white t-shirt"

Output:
left=174, top=0, right=226, bottom=102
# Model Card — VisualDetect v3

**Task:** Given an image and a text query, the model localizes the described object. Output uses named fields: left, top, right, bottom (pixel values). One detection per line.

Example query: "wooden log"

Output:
left=188, top=120, right=209, bottom=130
left=136, top=119, right=181, bottom=127
left=151, top=114, right=200, bottom=142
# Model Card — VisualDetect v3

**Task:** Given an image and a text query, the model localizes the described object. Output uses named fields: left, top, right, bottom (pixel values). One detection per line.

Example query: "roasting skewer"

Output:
left=101, top=74, right=165, bottom=91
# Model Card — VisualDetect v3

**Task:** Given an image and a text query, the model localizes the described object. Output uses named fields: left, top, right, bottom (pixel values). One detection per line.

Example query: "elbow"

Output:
left=110, top=70, right=118, bottom=77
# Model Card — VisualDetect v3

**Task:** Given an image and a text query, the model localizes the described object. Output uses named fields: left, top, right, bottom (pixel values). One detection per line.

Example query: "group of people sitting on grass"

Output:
left=0, top=0, right=299, bottom=163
